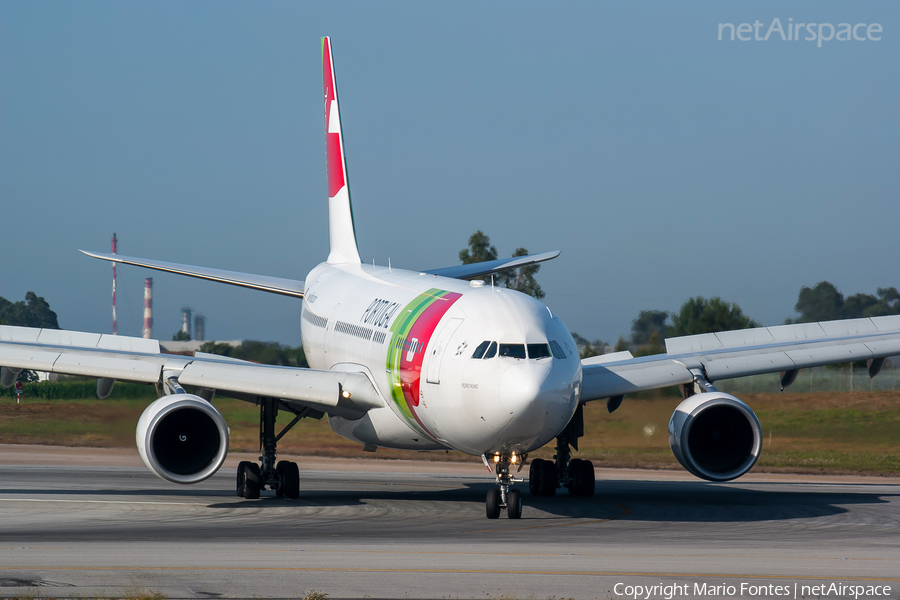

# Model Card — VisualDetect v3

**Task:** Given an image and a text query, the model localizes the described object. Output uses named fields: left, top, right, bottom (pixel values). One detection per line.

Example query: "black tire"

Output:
left=540, top=460, right=558, bottom=497
left=274, top=462, right=286, bottom=498
left=507, top=489, right=522, bottom=519
left=566, top=459, right=583, bottom=494
left=242, top=462, right=260, bottom=500
left=282, top=461, right=300, bottom=499
left=485, top=488, right=501, bottom=519
left=528, top=459, right=544, bottom=496
left=577, top=459, right=596, bottom=497
left=236, top=461, right=252, bottom=497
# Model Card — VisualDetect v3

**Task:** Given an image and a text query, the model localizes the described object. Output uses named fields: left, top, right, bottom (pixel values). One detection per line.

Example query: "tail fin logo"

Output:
left=321, top=36, right=360, bottom=265
left=322, top=39, right=346, bottom=200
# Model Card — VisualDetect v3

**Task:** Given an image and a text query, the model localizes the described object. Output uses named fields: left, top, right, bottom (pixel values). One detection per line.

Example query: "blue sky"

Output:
left=2, top=2, right=898, bottom=345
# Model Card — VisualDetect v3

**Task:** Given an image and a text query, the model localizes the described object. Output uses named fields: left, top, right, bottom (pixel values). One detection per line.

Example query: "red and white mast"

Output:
left=111, top=233, right=118, bottom=335
left=142, top=277, right=153, bottom=339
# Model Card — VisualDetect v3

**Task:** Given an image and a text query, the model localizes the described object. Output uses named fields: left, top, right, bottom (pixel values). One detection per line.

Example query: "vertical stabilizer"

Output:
left=322, top=37, right=361, bottom=265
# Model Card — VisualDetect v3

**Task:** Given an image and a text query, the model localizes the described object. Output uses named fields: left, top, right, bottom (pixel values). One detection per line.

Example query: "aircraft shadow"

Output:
left=1, top=476, right=895, bottom=524
left=204, top=478, right=896, bottom=523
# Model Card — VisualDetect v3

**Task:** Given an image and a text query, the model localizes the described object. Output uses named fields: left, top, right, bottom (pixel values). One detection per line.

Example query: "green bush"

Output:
left=0, top=379, right=156, bottom=400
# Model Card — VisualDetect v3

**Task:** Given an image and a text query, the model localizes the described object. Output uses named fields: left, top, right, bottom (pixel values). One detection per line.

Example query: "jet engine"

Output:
left=136, top=394, right=229, bottom=484
left=668, top=391, right=761, bottom=482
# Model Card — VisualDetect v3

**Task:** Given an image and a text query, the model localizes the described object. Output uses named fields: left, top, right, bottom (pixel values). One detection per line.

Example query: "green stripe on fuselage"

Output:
left=385, top=288, right=449, bottom=430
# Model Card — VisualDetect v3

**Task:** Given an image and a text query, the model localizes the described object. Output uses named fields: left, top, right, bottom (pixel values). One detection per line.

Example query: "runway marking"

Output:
left=4, top=566, right=899, bottom=581
left=247, top=549, right=900, bottom=562
left=0, top=498, right=205, bottom=507
left=471, top=502, right=632, bottom=532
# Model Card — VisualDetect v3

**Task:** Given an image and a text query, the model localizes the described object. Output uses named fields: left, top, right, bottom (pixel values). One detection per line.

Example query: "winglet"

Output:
left=322, top=37, right=361, bottom=265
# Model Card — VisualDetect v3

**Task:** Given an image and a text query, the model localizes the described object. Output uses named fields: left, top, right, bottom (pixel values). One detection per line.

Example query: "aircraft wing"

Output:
left=424, top=251, right=560, bottom=280
left=581, top=316, right=900, bottom=402
left=0, top=325, right=382, bottom=418
left=80, top=250, right=305, bottom=298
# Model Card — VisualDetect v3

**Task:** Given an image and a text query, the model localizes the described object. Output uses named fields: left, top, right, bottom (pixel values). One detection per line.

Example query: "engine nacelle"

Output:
left=668, top=392, right=761, bottom=482
left=136, top=394, right=229, bottom=484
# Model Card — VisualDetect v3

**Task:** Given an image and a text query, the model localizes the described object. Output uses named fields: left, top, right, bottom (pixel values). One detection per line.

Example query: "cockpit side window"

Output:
left=472, top=341, right=490, bottom=359
left=527, top=343, right=551, bottom=359
left=498, top=343, right=526, bottom=359
left=549, top=340, right=566, bottom=359
left=484, top=341, right=498, bottom=359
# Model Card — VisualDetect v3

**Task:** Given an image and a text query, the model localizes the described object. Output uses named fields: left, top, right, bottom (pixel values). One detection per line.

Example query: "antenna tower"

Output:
left=111, top=233, right=118, bottom=335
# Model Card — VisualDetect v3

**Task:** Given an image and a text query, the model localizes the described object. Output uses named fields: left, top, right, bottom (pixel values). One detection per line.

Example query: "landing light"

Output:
left=493, top=454, right=500, bottom=463
left=510, top=453, right=518, bottom=464
left=341, top=390, right=352, bottom=399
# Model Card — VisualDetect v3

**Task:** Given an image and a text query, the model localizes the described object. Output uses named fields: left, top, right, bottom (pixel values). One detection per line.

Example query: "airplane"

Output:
left=2, top=37, right=900, bottom=519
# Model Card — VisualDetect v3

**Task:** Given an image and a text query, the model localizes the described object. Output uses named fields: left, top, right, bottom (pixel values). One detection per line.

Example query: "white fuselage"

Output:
left=300, top=262, right=582, bottom=457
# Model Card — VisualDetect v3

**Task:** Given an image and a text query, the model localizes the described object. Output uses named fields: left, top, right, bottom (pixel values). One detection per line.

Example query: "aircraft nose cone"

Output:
left=499, top=363, right=554, bottom=422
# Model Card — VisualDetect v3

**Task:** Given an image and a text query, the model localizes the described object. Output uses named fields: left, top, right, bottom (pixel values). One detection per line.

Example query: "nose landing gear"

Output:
left=482, top=453, right=525, bottom=519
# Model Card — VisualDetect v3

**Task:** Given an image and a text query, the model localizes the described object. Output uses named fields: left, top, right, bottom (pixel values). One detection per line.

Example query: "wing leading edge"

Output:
left=80, top=250, right=305, bottom=298
left=581, top=315, right=900, bottom=402
left=0, top=325, right=381, bottom=418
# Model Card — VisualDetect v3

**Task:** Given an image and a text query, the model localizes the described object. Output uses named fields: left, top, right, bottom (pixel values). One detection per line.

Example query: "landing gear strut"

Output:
left=236, top=397, right=318, bottom=500
left=482, top=453, right=524, bottom=519
left=529, top=405, right=595, bottom=497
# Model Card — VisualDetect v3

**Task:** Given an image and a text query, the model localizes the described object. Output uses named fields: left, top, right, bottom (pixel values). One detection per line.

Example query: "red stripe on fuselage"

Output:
left=398, top=292, right=462, bottom=410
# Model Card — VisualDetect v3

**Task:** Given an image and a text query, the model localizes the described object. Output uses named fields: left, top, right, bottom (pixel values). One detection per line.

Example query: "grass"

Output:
left=1, top=390, right=898, bottom=474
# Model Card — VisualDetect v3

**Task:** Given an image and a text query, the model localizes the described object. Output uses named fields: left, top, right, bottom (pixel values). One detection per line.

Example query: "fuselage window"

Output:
left=472, top=341, right=490, bottom=359
left=527, top=343, right=551, bottom=359
left=484, top=341, right=498, bottom=359
left=549, top=340, right=566, bottom=359
left=499, top=343, right=526, bottom=359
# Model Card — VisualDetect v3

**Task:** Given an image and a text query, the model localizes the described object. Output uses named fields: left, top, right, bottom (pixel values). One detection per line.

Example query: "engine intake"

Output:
left=136, top=394, right=229, bottom=484
left=668, top=392, right=761, bottom=482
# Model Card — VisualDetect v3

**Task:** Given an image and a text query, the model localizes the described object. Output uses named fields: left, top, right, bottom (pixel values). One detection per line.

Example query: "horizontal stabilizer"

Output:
left=424, top=250, right=560, bottom=281
left=81, top=250, right=305, bottom=298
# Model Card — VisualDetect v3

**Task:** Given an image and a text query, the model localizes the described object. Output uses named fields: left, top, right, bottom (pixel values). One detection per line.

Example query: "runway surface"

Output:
left=0, top=445, right=898, bottom=599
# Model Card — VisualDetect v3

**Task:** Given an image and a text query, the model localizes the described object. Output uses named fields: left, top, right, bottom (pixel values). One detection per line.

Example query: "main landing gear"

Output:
left=236, top=397, right=320, bottom=500
left=482, top=453, right=524, bottom=519
left=529, top=405, right=595, bottom=498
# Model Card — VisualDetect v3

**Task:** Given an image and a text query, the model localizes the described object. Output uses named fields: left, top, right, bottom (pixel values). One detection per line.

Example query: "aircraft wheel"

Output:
left=567, top=458, right=583, bottom=494
left=274, top=462, right=286, bottom=497
left=540, top=460, right=558, bottom=497
left=241, top=462, right=260, bottom=500
left=279, top=461, right=300, bottom=499
left=485, top=488, right=501, bottom=519
left=575, top=459, right=595, bottom=497
left=507, top=489, right=522, bottom=519
left=529, top=459, right=544, bottom=496
left=236, top=461, right=252, bottom=497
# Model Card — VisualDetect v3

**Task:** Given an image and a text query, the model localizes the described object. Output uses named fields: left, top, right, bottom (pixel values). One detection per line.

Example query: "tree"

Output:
left=788, top=282, right=900, bottom=323
left=499, top=248, right=545, bottom=300
left=459, top=231, right=498, bottom=265
left=172, top=330, right=190, bottom=341
left=634, top=330, right=666, bottom=357
left=0, top=292, right=59, bottom=329
left=199, top=340, right=308, bottom=368
left=630, top=310, right=669, bottom=346
left=460, top=231, right=545, bottom=299
left=571, top=332, right=605, bottom=358
left=670, top=296, right=759, bottom=337
left=790, top=281, right=843, bottom=323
